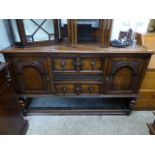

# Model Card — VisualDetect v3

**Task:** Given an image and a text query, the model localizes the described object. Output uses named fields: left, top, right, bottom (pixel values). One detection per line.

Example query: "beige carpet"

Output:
left=26, top=111, right=154, bottom=135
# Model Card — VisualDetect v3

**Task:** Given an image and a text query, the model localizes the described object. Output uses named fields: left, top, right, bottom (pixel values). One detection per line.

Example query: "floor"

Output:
left=26, top=111, right=154, bottom=135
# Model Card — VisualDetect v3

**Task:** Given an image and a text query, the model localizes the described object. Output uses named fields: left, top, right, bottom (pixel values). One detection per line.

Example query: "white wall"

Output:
left=111, top=19, right=150, bottom=40
left=0, top=19, right=13, bottom=62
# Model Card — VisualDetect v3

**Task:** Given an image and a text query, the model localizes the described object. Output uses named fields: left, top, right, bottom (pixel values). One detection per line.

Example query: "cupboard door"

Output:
left=106, top=58, right=145, bottom=94
left=13, top=57, right=50, bottom=94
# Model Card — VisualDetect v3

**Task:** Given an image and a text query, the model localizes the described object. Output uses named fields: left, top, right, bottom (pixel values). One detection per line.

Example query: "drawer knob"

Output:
left=73, top=58, right=83, bottom=70
left=63, top=87, right=67, bottom=94
left=92, top=61, right=96, bottom=70
left=61, top=62, right=65, bottom=70
left=75, top=86, right=82, bottom=94
left=89, top=87, right=93, bottom=94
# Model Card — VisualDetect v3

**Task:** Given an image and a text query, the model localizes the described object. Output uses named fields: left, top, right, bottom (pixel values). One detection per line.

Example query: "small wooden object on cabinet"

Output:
left=0, top=63, right=28, bottom=135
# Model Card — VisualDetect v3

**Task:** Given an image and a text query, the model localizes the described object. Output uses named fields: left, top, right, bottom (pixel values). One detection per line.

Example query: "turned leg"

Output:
left=127, top=99, right=136, bottom=116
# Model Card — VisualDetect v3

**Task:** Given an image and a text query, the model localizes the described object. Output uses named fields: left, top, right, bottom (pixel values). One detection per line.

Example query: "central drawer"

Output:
left=52, top=57, right=103, bottom=71
left=54, top=84, right=101, bottom=95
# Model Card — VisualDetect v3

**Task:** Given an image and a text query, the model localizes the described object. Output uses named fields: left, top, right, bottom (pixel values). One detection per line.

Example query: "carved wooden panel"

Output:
left=106, top=58, right=144, bottom=94
left=12, top=58, right=50, bottom=94
left=53, top=74, right=103, bottom=81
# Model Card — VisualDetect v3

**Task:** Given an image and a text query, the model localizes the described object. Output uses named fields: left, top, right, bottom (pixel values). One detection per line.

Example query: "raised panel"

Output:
left=22, top=67, right=45, bottom=91
left=12, top=57, right=50, bottom=94
left=106, top=58, right=144, bottom=94
left=111, top=67, right=132, bottom=90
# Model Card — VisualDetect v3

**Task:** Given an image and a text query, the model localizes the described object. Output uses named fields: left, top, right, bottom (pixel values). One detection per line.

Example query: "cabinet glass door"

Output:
left=23, top=19, right=55, bottom=43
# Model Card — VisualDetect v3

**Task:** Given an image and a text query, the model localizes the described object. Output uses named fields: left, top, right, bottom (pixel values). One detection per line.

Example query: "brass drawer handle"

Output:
left=75, top=86, right=82, bottom=94
left=73, top=58, right=83, bottom=70
left=89, top=87, right=93, bottom=94
left=91, top=61, right=96, bottom=70
left=63, top=87, right=67, bottom=94
left=61, top=62, right=65, bottom=70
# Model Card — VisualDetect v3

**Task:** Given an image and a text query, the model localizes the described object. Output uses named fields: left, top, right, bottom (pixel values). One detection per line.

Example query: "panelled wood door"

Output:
left=105, top=57, right=145, bottom=94
left=11, top=56, right=50, bottom=94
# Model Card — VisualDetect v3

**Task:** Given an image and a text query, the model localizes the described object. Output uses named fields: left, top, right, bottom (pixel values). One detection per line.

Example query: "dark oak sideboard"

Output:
left=0, top=63, right=28, bottom=134
left=1, top=45, right=153, bottom=115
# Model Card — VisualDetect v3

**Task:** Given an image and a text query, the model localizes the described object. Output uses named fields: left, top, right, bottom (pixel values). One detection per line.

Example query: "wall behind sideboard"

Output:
left=0, top=19, right=13, bottom=62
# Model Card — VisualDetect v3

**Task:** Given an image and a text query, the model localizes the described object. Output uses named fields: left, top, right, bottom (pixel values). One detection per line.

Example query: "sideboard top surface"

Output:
left=1, top=44, right=153, bottom=54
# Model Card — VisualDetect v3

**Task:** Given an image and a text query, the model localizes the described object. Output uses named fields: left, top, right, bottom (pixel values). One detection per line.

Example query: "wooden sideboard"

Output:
left=1, top=44, right=153, bottom=115
left=0, top=63, right=28, bottom=134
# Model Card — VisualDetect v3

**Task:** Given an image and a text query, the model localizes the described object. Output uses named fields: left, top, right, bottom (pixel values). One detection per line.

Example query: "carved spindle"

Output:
left=91, top=61, right=96, bottom=70
left=6, top=74, right=11, bottom=82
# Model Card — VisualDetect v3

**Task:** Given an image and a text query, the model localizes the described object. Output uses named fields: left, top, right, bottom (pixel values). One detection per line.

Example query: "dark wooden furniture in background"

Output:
left=0, top=63, right=28, bottom=134
left=147, top=112, right=155, bottom=135
left=135, top=33, right=155, bottom=110
left=1, top=45, right=152, bottom=115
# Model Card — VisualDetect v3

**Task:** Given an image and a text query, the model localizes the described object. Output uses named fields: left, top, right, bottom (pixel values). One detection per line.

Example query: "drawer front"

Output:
left=53, top=57, right=103, bottom=71
left=80, top=58, right=102, bottom=71
left=55, top=84, right=75, bottom=94
left=138, top=90, right=155, bottom=99
left=55, top=84, right=101, bottom=95
left=141, top=71, right=155, bottom=89
left=136, top=99, right=155, bottom=108
left=53, top=58, right=75, bottom=71
left=81, top=84, right=100, bottom=94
